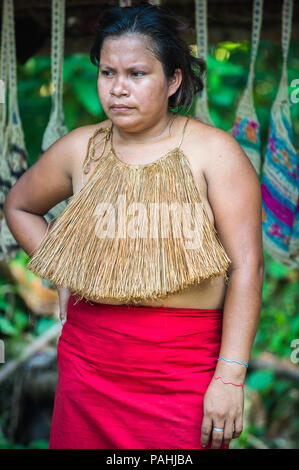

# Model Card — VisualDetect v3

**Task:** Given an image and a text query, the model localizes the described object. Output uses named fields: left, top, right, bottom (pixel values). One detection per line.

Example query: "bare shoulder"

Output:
left=67, top=119, right=111, bottom=153
left=185, top=117, right=258, bottom=181
left=66, top=119, right=112, bottom=171
left=186, top=116, right=243, bottom=158
left=71, top=119, right=111, bottom=139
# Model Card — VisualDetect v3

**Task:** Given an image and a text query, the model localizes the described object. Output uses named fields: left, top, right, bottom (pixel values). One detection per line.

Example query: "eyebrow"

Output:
left=99, top=63, right=151, bottom=71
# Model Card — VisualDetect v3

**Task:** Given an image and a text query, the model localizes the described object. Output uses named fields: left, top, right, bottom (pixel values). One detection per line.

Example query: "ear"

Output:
left=167, top=68, right=183, bottom=99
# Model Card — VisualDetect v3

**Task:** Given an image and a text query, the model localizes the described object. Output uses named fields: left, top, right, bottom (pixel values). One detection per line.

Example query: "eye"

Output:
left=100, top=70, right=113, bottom=76
left=132, top=71, right=145, bottom=77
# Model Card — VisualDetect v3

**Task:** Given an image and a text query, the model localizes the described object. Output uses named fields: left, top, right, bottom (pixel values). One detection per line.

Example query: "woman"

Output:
left=4, top=3, right=264, bottom=449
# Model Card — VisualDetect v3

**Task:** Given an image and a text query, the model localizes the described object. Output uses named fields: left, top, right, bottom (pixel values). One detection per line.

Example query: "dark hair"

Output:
left=90, top=2, right=206, bottom=112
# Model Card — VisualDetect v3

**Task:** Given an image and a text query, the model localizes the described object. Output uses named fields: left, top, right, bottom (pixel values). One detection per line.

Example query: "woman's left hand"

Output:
left=200, top=372, right=245, bottom=449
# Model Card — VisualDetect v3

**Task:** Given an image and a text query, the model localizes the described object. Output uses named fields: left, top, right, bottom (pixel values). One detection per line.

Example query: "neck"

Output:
left=110, top=112, right=178, bottom=147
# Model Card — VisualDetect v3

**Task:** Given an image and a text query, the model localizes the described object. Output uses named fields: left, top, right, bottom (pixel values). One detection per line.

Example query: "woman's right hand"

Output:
left=57, top=286, right=71, bottom=325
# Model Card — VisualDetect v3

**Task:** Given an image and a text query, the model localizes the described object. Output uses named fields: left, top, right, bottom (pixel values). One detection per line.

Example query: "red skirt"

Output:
left=49, top=295, right=230, bottom=449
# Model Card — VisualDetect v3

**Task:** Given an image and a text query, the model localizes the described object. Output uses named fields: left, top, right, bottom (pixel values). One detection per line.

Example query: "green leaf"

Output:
left=0, top=316, right=18, bottom=335
left=27, top=439, right=49, bottom=449
left=0, top=300, right=8, bottom=312
left=23, top=56, right=50, bottom=75
left=0, top=436, right=11, bottom=448
left=70, top=76, right=104, bottom=117
left=247, top=370, right=275, bottom=391
left=13, top=310, right=29, bottom=331
left=35, top=318, right=58, bottom=336
left=267, top=261, right=290, bottom=279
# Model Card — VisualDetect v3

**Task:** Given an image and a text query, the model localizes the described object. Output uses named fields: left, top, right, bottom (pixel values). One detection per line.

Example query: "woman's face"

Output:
left=97, top=33, right=182, bottom=131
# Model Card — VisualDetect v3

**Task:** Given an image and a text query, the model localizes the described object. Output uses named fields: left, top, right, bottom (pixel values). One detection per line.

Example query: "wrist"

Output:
left=214, top=360, right=247, bottom=383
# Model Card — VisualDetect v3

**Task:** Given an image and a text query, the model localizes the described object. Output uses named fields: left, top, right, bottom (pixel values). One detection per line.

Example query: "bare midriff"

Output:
left=91, top=276, right=227, bottom=309
left=71, top=120, right=229, bottom=310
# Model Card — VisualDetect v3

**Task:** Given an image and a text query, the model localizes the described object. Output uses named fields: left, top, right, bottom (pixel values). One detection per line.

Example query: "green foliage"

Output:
left=232, top=249, right=299, bottom=449
left=253, top=251, right=299, bottom=358
left=0, top=283, right=29, bottom=339
left=34, top=317, right=58, bottom=336
left=0, top=434, right=49, bottom=449
left=26, top=440, right=49, bottom=449
left=247, top=369, right=276, bottom=391
left=18, top=54, right=107, bottom=166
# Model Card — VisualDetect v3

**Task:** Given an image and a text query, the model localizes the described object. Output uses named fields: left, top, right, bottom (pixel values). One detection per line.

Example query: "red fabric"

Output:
left=49, top=295, right=230, bottom=449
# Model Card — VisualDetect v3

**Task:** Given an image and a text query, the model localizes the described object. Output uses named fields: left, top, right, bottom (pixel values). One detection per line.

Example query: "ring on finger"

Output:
left=212, top=427, right=224, bottom=432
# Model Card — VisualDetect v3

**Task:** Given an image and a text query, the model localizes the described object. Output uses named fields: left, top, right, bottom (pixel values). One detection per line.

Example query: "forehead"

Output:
left=100, top=33, right=158, bottom=64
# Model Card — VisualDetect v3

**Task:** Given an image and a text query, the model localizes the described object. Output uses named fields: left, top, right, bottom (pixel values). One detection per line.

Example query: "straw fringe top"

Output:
left=27, top=116, right=232, bottom=305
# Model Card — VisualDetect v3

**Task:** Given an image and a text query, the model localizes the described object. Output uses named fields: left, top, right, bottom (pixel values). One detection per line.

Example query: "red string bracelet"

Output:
left=214, top=375, right=245, bottom=388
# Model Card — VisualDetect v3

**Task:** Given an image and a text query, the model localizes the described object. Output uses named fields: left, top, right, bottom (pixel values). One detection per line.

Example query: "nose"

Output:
left=110, top=75, right=129, bottom=97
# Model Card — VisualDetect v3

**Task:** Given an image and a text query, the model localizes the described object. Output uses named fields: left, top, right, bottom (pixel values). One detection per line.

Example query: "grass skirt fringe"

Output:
left=27, top=127, right=231, bottom=305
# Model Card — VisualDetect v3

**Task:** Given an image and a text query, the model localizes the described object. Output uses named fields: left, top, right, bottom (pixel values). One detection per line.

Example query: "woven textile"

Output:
left=0, top=0, right=28, bottom=262
left=261, top=0, right=299, bottom=267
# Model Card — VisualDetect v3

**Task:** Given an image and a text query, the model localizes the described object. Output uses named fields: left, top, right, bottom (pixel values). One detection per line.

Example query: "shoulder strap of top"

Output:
left=178, top=116, right=190, bottom=149
left=82, top=126, right=112, bottom=186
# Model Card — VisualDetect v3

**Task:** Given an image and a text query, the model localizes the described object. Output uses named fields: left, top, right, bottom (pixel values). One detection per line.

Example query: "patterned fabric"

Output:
left=261, top=0, right=299, bottom=267
left=0, top=0, right=28, bottom=262
left=229, top=0, right=263, bottom=176
left=289, top=197, right=299, bottom=259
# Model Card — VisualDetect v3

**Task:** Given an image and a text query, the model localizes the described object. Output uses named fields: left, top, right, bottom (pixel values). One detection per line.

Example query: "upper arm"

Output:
left=4, top=128, right=81, bottom=216
left=203, top=128, right=264, bottom=272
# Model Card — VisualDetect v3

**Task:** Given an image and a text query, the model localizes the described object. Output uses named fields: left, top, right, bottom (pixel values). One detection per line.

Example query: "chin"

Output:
left=109, top=115, right=139, bottom=128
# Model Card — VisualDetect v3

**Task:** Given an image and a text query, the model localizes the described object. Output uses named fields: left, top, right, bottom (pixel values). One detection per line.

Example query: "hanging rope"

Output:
left=36, top=0, right=70, bottom=289
left=41, top=0, right=69, bottom=229
left=0, top=0, right=28, bottom=262
left=194, top=0, right=213, bottom=125
left=229, top=0, right=263, bottom=176
left=0, top=0, right=8, bottom=144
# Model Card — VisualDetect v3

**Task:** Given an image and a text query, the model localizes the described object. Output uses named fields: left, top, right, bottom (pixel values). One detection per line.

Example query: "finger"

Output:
left=223, top=418, right=234, bottom=447
left=211, top=422, right=225, bottom=449
left=232, top=413, right=243, bottom=439
left=58, top=288, right=71, bottom=324
left=59, top=303, right=67, bottom=325
left=59, top=300, right=67, bottom=324
left=200, top=414, right=212, bottom=448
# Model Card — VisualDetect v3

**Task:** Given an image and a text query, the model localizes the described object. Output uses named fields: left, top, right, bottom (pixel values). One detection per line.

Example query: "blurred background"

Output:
left=0, top=0, right=298, bottom=449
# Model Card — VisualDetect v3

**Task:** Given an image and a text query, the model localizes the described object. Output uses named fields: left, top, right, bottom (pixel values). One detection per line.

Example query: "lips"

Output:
left=110, top=104, right=133, bottom=109
left=110, top=105, right=134, bottom=113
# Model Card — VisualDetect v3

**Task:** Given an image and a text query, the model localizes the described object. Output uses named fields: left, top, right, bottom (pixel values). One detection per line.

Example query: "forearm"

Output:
left=215, top=266, right=264, bottom=382
left=4, top=207, right=50, bottom=258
